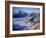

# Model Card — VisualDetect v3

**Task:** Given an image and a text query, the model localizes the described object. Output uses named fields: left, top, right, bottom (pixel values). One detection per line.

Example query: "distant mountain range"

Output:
left=13, top=10, right=40, bottom=18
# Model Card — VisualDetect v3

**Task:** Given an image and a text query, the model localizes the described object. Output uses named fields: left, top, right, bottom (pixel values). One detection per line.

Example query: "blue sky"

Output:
left=13, top=7, right=40, bottom=13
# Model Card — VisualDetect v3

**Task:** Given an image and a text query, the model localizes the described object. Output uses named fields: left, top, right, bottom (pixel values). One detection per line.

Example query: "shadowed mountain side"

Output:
left=13, top=10, right=28, bottom=18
